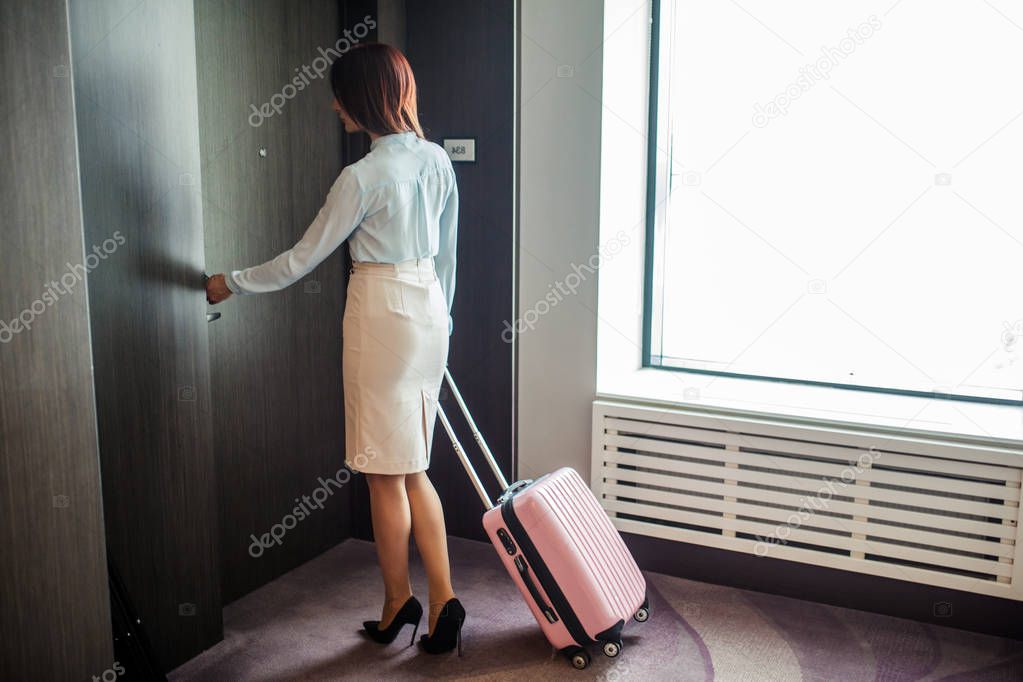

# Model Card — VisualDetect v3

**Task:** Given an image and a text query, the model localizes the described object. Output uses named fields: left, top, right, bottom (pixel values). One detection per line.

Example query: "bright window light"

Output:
left=645, top=0, right=1023, bottom=404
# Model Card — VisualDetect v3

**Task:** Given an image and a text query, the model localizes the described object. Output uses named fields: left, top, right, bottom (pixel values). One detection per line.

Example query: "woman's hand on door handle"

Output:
left=206, top=273, right=233, bottom=305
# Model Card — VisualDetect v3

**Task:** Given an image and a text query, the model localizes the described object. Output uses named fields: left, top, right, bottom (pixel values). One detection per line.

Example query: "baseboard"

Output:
left=623, top=531, right=1023, bottom=641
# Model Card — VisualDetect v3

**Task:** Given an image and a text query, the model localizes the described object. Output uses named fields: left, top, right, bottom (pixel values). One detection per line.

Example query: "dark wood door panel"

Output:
left=196, top=0, right=354, bottom=603
left=69, top=0, right=222, bottom=670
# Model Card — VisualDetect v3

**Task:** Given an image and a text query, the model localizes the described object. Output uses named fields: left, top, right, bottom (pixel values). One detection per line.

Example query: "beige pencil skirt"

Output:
left=343, top=257, right=449, bottom=475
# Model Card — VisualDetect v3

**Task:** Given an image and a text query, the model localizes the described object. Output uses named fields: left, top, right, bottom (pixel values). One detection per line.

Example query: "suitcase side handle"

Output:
left=514, top=555, right=559, bottom=624
left=434, top=368, right=512, bottom=510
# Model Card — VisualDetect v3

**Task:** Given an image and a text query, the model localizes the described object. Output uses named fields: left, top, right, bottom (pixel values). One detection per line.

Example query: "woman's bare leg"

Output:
left=365, top=473, right=413, bottom=628
left=405, top=471, right=456, bottom=633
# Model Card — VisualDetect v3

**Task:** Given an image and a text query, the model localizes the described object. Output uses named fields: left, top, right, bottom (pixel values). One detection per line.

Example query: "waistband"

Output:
left=351, top=257, right=436, bottom=280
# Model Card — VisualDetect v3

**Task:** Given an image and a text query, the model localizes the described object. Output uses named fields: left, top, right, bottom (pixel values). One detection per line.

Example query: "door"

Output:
left=195, top=0, right=355, bottom=602
left=69, top=0, right=222, bottom=670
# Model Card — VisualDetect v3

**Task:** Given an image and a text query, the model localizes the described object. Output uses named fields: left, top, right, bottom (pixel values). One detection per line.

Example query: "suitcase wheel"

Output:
left=563, top=646, right=591, bottom=670
left=602, top=640, right=622, bottom=658
left=634, top=606, right=650, bottom=622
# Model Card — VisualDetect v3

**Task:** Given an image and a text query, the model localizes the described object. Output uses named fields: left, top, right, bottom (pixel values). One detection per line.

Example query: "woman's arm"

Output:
left=225, top=166, right=366, bottom=295
left=435, top=175, right=459, bottom=335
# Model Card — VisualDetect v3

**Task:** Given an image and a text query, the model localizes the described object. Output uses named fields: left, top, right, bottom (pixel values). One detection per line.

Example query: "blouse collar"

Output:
left=370, top=130, right=418, bottom=150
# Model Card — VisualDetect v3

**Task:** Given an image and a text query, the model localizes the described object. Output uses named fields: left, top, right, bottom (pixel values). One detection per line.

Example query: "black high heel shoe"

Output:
left=418, top=598, right=465, bottom=656
left=362, top=595, right=423, bottom=646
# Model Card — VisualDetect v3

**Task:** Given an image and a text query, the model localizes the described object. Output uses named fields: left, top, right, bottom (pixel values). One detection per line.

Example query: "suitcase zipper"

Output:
left=501, top=496, right=592, bottom=646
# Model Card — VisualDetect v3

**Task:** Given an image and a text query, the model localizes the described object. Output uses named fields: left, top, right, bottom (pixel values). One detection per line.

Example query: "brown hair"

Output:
left=330, top=43, right=424, bottom=138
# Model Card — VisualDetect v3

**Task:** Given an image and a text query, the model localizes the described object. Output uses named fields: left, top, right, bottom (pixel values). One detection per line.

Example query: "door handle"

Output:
left=203, top=272, right=224, bottom=320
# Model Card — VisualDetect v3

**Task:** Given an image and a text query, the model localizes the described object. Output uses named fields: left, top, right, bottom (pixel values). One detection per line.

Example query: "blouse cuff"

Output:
left=225, top=271, right=246, bottom=295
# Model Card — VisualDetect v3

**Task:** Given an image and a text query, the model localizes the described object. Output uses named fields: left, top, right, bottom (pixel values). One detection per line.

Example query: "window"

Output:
left=644, top=0, right=1023, bottom=404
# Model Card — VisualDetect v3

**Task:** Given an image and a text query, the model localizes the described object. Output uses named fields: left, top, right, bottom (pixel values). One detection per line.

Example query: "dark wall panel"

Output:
left=340, top=0, right=377, bottom=542
left=69, top=0, right=222, bottom=670
left=197, top=0, right=357, bottom=603
left=399, top=0, right=517, bottom=540
left=0, top=2, right=113, bottom=680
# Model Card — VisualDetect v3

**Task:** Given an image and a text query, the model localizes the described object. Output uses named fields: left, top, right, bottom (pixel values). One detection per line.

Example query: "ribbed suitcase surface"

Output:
left=529, top=469, right=646, bottom=624
left=482, top=467, right=646, bottom=651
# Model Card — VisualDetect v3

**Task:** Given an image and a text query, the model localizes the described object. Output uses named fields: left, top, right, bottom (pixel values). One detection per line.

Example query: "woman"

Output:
left=205, top=43, right=463, bottom=655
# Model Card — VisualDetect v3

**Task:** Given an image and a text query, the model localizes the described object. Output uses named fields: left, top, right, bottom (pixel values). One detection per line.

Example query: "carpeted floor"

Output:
left=169, top=537, right=1023, bottom=681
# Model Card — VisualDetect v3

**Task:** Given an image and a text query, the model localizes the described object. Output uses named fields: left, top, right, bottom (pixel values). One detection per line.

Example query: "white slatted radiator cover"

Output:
left=591, top=400, right=1023, bottom=599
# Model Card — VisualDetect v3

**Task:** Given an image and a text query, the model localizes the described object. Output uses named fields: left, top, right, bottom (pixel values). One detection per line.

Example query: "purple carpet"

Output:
left=169, top=537, right=1023, bottom=681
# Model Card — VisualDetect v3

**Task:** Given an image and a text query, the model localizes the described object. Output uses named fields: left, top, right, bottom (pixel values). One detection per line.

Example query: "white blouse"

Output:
left=226, top=131, right=459, bottom=331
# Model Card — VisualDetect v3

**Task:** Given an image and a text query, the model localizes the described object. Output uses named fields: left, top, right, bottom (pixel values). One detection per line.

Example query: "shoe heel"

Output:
left=457, top=623, right=463, bottom=657
left=409, top=621, right=420, bottom=648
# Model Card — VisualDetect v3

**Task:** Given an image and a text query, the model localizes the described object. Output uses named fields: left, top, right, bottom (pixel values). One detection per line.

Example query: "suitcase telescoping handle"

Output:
left=435, top=368, right=511, bottom=510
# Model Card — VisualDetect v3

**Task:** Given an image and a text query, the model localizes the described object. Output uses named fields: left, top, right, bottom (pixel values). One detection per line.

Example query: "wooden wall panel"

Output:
left=0, top=2, right=113, bottom=680
left=69, top=0, right=222, bottom=670
left=341, top=0, right=377, bottom=543
left=397, top=0, right=517, bottom=541
left=196, top=0, right=356, bottom=603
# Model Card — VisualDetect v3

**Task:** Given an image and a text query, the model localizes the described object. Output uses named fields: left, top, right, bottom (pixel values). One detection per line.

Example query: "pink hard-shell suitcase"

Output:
left=436, top=370, right=649, bottom=670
